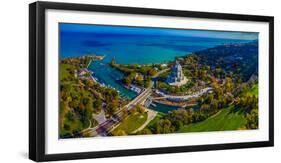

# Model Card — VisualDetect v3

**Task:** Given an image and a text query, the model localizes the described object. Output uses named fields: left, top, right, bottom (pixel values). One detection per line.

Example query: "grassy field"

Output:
left=112, top=112, right=148, bottom=135
left=178, top=84, right=258, bottom=133
left=178, top=105, right=247, bottom=133
left=146, top=112, right=165, bottom=128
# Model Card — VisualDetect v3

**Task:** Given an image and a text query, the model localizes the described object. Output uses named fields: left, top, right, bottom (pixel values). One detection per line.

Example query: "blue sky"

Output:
left=60, top=23, right=258, bottom=40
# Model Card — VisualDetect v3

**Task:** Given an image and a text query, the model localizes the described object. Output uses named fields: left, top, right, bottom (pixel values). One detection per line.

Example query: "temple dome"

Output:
left=167, top=61, right=188, bottom=86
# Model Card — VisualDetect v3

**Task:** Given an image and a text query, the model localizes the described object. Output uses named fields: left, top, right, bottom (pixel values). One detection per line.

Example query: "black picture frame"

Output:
left=29, top=1, right=274, bottom=162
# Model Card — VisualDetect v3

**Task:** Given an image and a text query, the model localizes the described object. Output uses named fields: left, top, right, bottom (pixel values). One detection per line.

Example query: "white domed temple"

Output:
left=167, top=61, right=188, bottom=87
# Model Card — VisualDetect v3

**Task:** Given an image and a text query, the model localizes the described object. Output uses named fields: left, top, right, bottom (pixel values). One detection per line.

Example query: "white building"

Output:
left=167, top=61, right=188, bottom=86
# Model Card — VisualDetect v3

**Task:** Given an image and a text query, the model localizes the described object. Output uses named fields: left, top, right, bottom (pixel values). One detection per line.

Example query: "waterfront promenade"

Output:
left=153, top=87, right=213, bottom=101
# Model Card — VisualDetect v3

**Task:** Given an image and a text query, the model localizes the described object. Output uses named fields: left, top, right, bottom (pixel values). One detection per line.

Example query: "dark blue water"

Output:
left=60, top=32, right=249, bottom=64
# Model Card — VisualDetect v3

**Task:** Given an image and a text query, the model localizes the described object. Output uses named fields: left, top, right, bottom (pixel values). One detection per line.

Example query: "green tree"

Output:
left=224, top=77, right=234, bottom=93
left=245, top=109, right=258, bottom=129
left=93, top=99, right=102, bottom=108
left=144, top=79, right=151, bottom=88
left=148, top=69, right=157, bottom=76
left=106, top=101, right=118, bottom=116
left=114, top=130, right=127, bottom=136
left=138, top=128, right=152, bottom=135
left=200, top=104, right=211, bottom=115
left=205, top=93, right=214, bottom=104
left=123, top=76, right=132, bottom=85
left=156, top=119, right=174, bottom=134
left=210, top=99, right=219, bottom=111
left=136, top=105, right=145, bottom=114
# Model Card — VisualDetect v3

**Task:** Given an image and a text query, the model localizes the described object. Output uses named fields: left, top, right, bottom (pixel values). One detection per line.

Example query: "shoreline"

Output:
left=152, top=99, right=198, bottom=108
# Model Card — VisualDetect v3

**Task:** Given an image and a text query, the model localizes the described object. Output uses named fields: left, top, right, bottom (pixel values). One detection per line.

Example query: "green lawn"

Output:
left=178, top=105, right=247, bottom=133
left=146, top=112, right=165, bottom=128
left=112, top=112, right=148, bottom=135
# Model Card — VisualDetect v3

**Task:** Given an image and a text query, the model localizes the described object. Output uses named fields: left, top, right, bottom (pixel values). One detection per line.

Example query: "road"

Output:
left=152, top=68, right=170, bottom=78
left=83, top=68, right=168, bottom=137
left=83, top=87, right=152, bottom=136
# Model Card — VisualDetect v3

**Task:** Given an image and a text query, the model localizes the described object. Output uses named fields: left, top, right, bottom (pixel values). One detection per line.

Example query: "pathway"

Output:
left=132, top=107, right=157, bottom=134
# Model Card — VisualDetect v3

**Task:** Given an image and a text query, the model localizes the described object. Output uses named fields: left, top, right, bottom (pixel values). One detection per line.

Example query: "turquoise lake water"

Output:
left=60, top=24, right=255, bottom=113
left=89, top=61, right=137, bottom=99
left=149, top=103, right=180, bottom=114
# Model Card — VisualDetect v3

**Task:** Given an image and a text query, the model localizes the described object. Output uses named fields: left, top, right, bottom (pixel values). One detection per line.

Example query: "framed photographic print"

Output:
left=29, top=1, right=274, bottom=162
